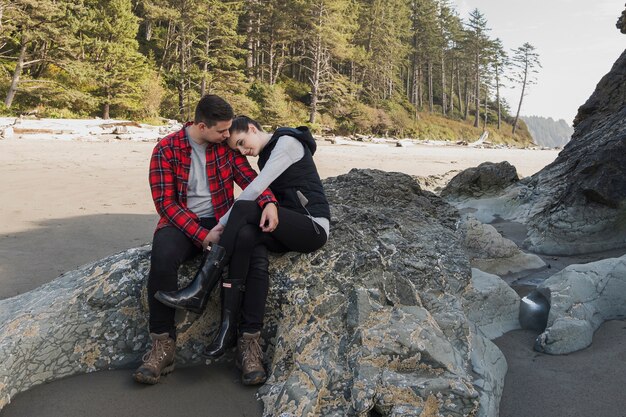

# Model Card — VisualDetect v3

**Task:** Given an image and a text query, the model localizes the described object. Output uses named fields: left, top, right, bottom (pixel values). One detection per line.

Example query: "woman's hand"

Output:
left=202, top=223, right=225, bottom=249
left=260, top=203, right=279, bottom=232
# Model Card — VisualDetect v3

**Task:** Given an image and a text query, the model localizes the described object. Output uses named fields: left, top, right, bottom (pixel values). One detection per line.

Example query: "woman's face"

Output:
left=227, top=124, right=262, bottom=157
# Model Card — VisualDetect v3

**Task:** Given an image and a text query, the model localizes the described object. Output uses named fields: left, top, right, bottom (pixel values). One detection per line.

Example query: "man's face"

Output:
left=201, top=120, right=232, bottom=143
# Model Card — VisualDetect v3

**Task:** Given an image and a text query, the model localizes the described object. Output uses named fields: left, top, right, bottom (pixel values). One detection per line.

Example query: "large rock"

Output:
left=463, top=268, right=517, bottom=416
left=260, top=169, right=493, bottom=416
left=441, top=161, right=519, bottom=199
left=461, top=216, right=545, bottom=276
left=618, top=4, right=626, bottom=33
left=0, top=169, right=510, bottom=416
left=534, top=254, right=626, bottom=354
left=0, top=246, right=215, bottom=409
left=519, top=49, right=626, bottom=255
left=462, top=269, right=521, bottom=340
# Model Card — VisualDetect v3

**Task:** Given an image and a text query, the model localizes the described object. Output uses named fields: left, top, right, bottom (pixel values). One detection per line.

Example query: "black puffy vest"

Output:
left=258, top=127, right=331, bottom=220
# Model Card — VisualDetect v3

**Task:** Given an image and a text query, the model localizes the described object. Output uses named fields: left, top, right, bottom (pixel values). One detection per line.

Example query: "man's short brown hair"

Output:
left=194, top=95, right=234, bottom=127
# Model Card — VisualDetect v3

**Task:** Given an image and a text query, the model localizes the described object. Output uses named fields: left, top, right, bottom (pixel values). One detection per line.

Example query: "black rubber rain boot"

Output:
left=202, top=278, right=245, bottom=358
left=155, top=245, right=226, bottom=314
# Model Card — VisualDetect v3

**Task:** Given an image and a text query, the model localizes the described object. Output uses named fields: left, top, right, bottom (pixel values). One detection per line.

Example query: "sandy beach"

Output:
left=2, top=136, right=625, bottom=416
left=0, top=138, right=559, bottom=298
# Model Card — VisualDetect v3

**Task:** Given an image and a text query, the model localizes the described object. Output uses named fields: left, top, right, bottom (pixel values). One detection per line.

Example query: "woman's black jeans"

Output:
left=219, top=200, right=327, bottom=333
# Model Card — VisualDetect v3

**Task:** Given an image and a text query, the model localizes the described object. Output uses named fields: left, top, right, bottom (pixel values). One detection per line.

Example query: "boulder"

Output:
left=0, top=246, right=215, bottom=410
left=0, top=169, right=510, bottom=416
left=461, top=216, right=545, bottom=276
left=260, top=169, right=492, bottom=416
left=440, top=161, right=519, bottom=200
left=462, top=269, right=521, bottom=340
left=469, top=329, right=508, bottom=417
left=534, top=254, right=626, bottom=354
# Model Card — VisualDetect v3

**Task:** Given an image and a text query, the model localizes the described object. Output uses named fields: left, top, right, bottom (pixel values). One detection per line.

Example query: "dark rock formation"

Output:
left=443, top=49, right=626, bottom=255
left=441, top=161, right=519, bottom=200
left=519, top=48, right=626, bottom=254
left=0, top=169, right=512, bottom=417
left=616, top=4, right=626, bottom=34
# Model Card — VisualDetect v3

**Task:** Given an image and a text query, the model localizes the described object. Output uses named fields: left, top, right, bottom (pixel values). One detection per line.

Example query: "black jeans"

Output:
left=220, top=200, right=328, bottom=333
left=147, top=217, right=268, bottom=338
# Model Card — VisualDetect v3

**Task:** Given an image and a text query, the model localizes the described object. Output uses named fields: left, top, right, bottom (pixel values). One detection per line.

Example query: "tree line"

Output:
left=1, top=0, right=540, bottom=137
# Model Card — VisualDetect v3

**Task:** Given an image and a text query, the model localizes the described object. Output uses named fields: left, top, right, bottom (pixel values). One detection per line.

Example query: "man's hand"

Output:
left=260, top=203, right=279, bottom=233
left=202, top=223, right=225, bottom=249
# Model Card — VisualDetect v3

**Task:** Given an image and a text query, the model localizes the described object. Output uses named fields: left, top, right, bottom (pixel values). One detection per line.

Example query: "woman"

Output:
left=156, top=116, right=330, bottom=385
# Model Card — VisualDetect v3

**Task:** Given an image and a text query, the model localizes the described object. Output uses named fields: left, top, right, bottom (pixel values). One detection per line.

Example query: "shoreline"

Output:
left=0, top=117, right=549, bottom=149
left=0, top=138, right=560, bottom=300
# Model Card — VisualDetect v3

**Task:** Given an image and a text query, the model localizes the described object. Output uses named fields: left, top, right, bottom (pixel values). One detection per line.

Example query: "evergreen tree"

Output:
left=1, top=0, right=76, bottom=108
left=193, top=0, right=245, bottom=96
left=0, top=0, right=529, bottom=143
left=408, top=0, right=440, bottom=113
left=489, top=38, right=508, bottom=129
left=464, top=8, right=491, bottom=128
left=434, top=1, right=463, bottom=116
left=301, top=0, right=357, bottom=123
left=510, top=42, right=540, bottom=135
left=356, top=0, right=410, bottom=103
left=444, top=7, right=465, bottom=115
left=246, top=0, right=300, bottom=85
left=75, top=0, right=150, bottom=119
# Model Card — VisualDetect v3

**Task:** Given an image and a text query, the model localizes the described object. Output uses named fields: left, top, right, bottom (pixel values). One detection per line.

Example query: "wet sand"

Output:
left=495, top=321, right=626, bottom=417
left=3, top=137, right=625, bottom=416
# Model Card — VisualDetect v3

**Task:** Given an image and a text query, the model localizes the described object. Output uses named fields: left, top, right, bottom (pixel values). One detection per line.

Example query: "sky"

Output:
left=454, top=0, right=625, bottom=124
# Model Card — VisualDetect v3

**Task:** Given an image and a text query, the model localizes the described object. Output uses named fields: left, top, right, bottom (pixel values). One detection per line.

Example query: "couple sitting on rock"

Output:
left=132, top=94, right=330, bottom=386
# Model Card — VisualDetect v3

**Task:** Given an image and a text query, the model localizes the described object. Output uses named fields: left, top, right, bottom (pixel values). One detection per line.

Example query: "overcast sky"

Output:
left=454, top=0, right=625, bottom=124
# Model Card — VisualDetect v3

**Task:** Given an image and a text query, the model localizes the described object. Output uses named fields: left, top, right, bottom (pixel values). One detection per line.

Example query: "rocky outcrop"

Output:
left=441, top=161, right=519, bottom=200
left=461, top=216, right=545, bottom=276
left=515, top=49, right=626, bottom=255
left=0, top=169, right=511, bottom=417
left=260, top=169, right=495, bottom=416
left=0, top=246, right=214, bottom=409
left=618, top=4, right=626, bottom=33
left=442, top=49, right=626, bottom=256
left=534, top=254, right=626, bottom=354
left=462, top=269, right=521, bottom=339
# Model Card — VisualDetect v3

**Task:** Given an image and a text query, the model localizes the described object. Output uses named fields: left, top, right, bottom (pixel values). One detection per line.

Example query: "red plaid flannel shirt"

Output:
left=149, top=123, right=276, bottom=246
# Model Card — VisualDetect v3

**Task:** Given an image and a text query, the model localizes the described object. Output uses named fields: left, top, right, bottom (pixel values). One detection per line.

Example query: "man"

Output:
left=133, top=94, right=278, bottom=384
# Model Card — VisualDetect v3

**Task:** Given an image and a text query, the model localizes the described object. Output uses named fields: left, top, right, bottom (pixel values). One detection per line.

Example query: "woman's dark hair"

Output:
left=194, top=95, right=234, bottom=127
left=229, top=115, right=263, bottom=134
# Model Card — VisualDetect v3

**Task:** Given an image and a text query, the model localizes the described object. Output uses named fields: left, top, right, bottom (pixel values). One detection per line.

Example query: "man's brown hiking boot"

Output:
left=236, top=331, right=267, bottom=385
left=133, top=333, right=175, bottom=384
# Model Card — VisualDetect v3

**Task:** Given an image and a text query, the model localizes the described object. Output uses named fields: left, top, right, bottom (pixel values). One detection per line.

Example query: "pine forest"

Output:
left=0, top=0, right=538, bottom=144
